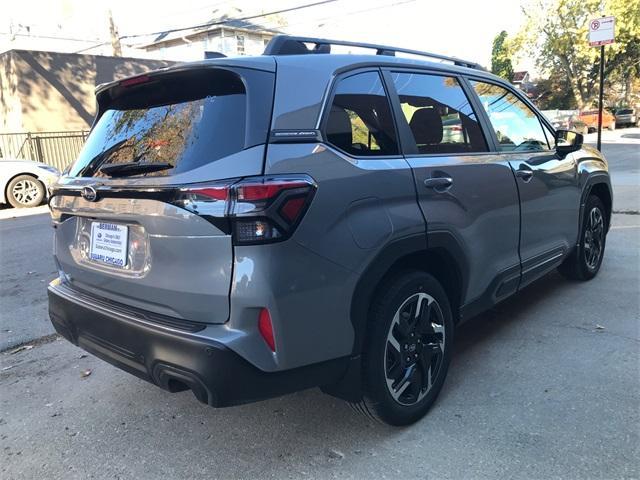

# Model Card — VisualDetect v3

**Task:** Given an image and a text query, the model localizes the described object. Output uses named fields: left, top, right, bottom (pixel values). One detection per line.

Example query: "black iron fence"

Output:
left=0, top=131, right=89, bottom=171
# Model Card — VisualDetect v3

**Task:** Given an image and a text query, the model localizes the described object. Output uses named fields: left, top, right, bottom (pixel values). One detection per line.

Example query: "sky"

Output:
left=1, top=0, right=529, bottom=69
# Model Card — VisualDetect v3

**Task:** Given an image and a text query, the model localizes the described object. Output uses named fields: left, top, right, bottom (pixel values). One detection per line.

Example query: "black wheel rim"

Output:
left=384, top=292, right=445, bottom=406
left=584, top=206, right=604, bottom=270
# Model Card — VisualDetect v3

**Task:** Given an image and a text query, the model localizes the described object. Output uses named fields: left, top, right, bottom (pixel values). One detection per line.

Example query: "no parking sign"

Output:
left=589, top=16, right=615, bottom=47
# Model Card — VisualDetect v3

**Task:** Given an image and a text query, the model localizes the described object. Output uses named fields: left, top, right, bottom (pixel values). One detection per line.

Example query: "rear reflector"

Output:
left=258, top=308, right=275, bottom=352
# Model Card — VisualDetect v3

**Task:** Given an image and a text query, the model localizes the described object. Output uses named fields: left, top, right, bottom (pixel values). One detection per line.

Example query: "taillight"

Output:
left=120, top=74, right=151, bottom=87
left=173, top=175, right=316, bottom=245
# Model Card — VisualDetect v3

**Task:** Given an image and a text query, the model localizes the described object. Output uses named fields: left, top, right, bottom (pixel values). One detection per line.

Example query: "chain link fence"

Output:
left=0, top=131, right=89, bottom=171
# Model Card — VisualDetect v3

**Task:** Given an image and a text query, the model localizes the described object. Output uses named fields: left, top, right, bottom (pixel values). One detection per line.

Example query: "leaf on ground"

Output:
left=327, top=449, right=345, bottom=460
left=595, top=324, right=605, bottom=330
left=80, top=369, right=92, bottom=378
left=2, top=365, right=14, bottom=371
left=9, top=345, right=33, bottom=355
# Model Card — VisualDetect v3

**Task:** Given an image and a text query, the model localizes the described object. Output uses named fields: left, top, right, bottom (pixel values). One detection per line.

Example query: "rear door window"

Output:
left=391, top=72, right=487, bottom=154
left=471, top=81, right=550, bottom=152
left=324, top=71, right=398, bottom=156
left=69, top=68, right=272, bottom=178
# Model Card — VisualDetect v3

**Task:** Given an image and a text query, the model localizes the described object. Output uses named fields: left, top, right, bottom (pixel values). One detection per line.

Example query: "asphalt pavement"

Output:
left=0, top=128, right=638, bottom=479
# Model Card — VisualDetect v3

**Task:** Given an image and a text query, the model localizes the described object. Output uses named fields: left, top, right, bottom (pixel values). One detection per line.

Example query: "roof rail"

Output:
left=263, top=35, right=485, bottom=70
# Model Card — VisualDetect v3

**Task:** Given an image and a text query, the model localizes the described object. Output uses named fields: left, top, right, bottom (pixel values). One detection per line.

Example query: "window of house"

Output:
left=236, top=35, right=245, bottom=55
left=325, top=71, right=398, bottom=156
left=471, top=81, right=550, bottom=152
left=392, top=72, right=487, bottom=154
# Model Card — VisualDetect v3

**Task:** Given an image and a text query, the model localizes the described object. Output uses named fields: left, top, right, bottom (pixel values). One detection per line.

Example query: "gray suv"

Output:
left=48, top=36, right=612, bottom=426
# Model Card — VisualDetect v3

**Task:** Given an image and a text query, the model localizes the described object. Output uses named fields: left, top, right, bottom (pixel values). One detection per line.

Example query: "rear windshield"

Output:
left=69, top=68, right=269, bottom=178
left=617, top=109, right=633, bottom=114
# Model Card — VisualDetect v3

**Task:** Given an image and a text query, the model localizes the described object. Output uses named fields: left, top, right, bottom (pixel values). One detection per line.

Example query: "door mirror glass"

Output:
left=555, top=129, right=583, bottom=155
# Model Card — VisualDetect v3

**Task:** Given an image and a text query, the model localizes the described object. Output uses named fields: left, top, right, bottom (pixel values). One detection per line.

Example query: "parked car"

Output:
left=577, top=109, right=616, bottom=132
left=551, top=114, right=589, bottom=136
left=614, top=108, right=638, bottom=128
left=0, top=159, right=60, bottom=208
left=47, top=35, right=612, bottom=426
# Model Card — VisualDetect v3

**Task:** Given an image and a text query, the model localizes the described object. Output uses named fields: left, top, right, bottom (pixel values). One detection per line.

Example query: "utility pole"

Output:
left=108, top=9, right=122, bottom=57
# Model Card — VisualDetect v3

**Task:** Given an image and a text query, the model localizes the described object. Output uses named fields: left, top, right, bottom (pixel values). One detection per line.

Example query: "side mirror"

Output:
left=555, top=129, right=583, bottom=156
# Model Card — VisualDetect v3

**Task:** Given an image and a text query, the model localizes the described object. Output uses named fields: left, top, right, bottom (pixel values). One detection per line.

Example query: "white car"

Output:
left=0, top=159, right=60, bottom=208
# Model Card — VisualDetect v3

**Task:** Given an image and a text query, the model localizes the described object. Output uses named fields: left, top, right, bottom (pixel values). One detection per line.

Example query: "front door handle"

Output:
left=515, top=169, right=533, bottom=182
left=424, top=177, right=453, bottom=191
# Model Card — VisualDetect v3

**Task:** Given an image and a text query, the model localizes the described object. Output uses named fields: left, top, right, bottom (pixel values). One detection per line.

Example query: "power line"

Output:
left=0, top=31, right=103, bottom=44
left=119, top=0, right=339, bottom=40
left=264, top=0, right=416, bottom=31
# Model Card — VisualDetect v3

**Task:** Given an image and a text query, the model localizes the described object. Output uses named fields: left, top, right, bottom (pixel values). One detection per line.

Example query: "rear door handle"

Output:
left=423, top=177, right=453, bottom=190
left=515, top=169, right=533, bottom=182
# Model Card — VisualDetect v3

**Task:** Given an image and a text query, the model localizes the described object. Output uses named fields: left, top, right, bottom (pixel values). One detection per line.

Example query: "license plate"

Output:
left=89, top=222, right=128, bottom=267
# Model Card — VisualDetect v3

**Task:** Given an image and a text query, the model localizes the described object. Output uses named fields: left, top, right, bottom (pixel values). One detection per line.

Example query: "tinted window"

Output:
left=70, top=69, right=248, bottom=178
left=325, top=71, right=398, bottom=156
left=472, top=81, right=550, bottom=152
left=392, top=73, right=487, bottom=154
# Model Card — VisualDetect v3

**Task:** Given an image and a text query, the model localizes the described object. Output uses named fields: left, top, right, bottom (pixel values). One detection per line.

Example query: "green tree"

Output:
left=491, top=30, right=514, bottom=80
left=515, top=0, right=640, bottom=109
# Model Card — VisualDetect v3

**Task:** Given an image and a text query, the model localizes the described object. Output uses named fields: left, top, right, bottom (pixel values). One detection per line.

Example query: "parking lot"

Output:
left=1, top=129, right=638, bottom=479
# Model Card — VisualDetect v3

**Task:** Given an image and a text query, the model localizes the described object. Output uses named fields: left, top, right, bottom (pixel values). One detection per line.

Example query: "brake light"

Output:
left=174, top=175, right=316, bottom=245
left=258, top=308, right=275, bottom=352
left=120, top=75, right=151, bottom=87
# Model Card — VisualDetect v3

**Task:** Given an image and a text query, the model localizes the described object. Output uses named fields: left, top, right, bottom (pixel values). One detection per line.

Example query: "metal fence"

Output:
left=0, top=131, right=89, bottom=171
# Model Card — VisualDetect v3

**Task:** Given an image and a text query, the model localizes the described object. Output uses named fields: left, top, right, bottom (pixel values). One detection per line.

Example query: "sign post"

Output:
left=589, top=16, right=615, bottom=152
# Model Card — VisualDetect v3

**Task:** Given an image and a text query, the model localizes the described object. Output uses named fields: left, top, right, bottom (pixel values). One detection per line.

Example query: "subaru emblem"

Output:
left=81, top=186, right=98, bottom=202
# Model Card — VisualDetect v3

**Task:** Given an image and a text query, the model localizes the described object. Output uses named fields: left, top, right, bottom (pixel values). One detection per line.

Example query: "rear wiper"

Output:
left=99, top=162, right=173, bottom=177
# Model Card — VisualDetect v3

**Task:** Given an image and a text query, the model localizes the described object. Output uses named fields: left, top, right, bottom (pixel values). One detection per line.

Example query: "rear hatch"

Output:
left=50, top=59, right=275, bottom=324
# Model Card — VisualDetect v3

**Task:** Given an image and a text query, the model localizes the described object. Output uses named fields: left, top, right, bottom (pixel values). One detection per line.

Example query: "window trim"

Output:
left=318, top=67, right=404, bottom=160
left=382, top=67, right=492, bottom=158
left=464, top=75, right=558, bottom=155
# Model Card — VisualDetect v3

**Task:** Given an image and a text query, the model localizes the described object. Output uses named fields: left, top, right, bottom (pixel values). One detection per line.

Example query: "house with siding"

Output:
left=137, top=12, right=281, bottom=61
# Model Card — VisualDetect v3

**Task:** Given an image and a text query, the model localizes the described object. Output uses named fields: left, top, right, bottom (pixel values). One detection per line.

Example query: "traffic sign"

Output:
left=589, top=16, right=615, bottom=47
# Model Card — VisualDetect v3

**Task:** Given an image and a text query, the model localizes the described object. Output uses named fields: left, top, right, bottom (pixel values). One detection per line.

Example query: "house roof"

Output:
left=512, top=71, right=529, bottom=82
left=141, top=13, right=281, bottom=49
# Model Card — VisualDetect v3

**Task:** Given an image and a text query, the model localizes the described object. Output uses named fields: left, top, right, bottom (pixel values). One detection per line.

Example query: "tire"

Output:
left=558, top=195, right=607, bottom=281
left=358, top=270, right=454, bottom=426
left=6, top=175, right=45, bottom=208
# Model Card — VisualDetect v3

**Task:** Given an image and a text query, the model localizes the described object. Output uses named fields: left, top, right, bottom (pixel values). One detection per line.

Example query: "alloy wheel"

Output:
left=384, top=292, right=445, bottom=406
left=11, top=179, right=40, bottom=205
left=584, top=206, right=605, bottom=270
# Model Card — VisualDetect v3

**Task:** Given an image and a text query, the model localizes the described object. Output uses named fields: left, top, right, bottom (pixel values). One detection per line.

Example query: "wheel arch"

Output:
left=350, top=231, right=468, bottom=356
left=3, top=172, right=46, bottom=205
left=581, top=174, right=613, bottom=232
left=322, top=232, right=467, bottom=403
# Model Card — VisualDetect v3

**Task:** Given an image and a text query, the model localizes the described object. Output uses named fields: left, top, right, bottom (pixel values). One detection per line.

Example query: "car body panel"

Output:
left=405, top=154, right=521, bottom=303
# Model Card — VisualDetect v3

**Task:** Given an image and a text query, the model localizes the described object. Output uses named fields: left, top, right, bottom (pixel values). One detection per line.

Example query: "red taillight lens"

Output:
left=189, top=186, right=229, bottom=201
left=120, top=74, right=151, bottom=87
left=173, top=175, right=316, bottom=245
left=258, top=308, right=275, bottom=352
left=237, top=181, right=309, bottom=201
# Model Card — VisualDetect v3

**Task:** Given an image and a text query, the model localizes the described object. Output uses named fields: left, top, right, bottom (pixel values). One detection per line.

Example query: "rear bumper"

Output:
left=48, top=279, right=348, bottom=407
